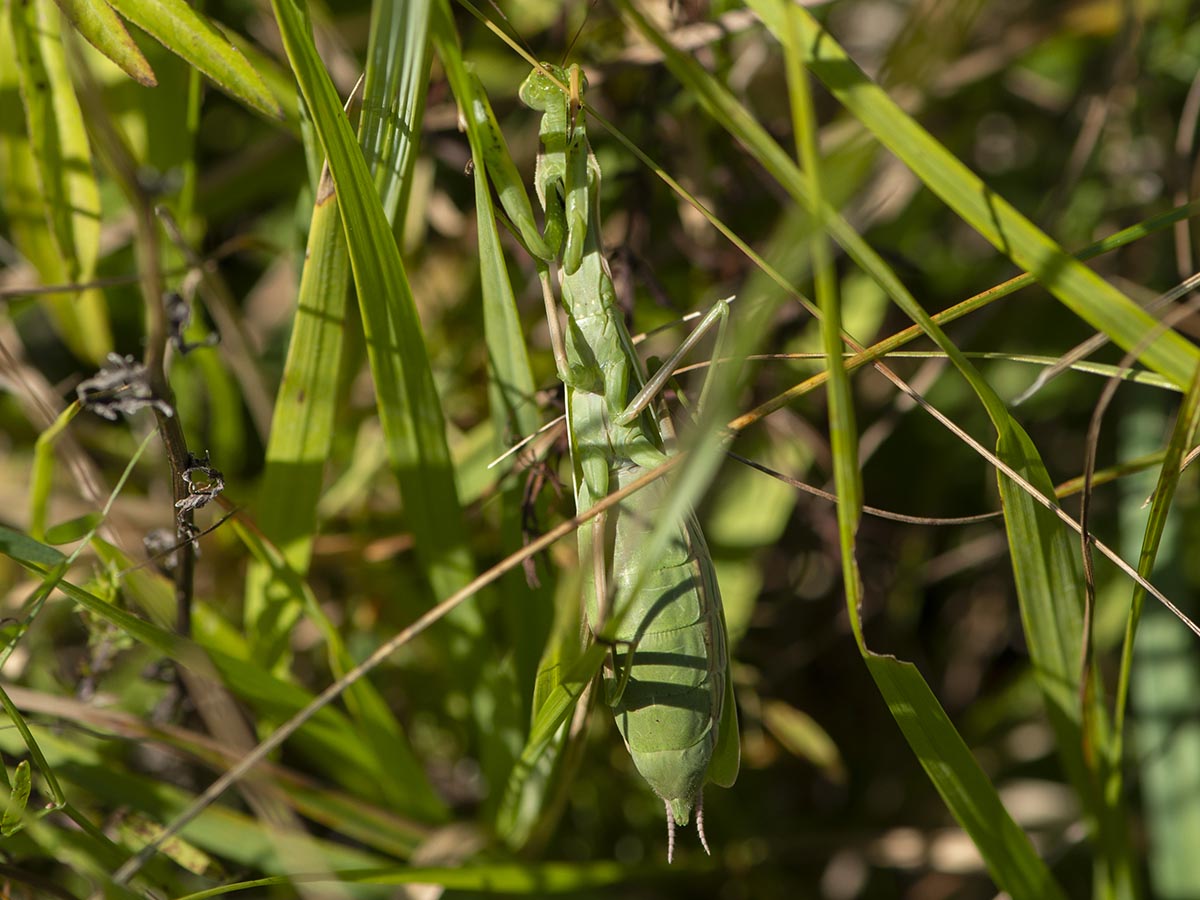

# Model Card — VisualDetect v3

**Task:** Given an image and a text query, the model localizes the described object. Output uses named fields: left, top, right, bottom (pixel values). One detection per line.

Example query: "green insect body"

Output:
left=514, top=63, right=740, bottom=858
left=589, top=458, right=734, bottom=838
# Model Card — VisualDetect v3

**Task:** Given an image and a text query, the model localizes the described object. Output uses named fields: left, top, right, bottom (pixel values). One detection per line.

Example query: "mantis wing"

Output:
left=708, top=649, right=740, bottom=789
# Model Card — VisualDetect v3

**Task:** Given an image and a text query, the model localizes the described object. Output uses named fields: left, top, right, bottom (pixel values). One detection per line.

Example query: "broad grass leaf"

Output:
left=108, top=0, right=282, bottom=119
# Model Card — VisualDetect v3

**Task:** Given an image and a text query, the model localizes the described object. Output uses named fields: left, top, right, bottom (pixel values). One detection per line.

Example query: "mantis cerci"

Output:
left=473, top=60, right=740, bottom=860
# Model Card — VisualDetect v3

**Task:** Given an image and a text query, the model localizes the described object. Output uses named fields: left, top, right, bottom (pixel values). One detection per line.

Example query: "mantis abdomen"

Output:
left=582, top=458, right=729, bottom=834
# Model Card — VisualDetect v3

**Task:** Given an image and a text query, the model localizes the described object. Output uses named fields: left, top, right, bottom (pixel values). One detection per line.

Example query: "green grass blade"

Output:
left=10, top=0, right=101, bottom=282
left=751, top=2, right=1199, bottom=389
left=497, top=642, right=607, bottom=832
left=270, top=0, right=481, bottom=628
left=1115, top=368, right=1200, bottom=897
left=434, top=0, right=551, bottom=677
left=994, top=423, right=1091, bottom=791
left=645, top=0, right=1097, bottom=766
left=467, top=122, right=543, bottom=441
left=174, top=860, right=637, bottom=900
left=780, top=0, right=860, bottom=631
left=622, top=3, right=1086, bottom=889
left=1115, top=364, right=1200, bottom=732
left=243, top=173, right=350, bottom=671
left=255, top=3, right=518, bottom=809
left=233, top=517, right=447, bottom=823
left=866, top=658, right=1069, bottom=900
left=2, top=2, right=112, bottom=364
left=0, top=528, right=428, bottom=811
left=0, top=725, right=395, bottom=883
left=780, top=7, right=1065, bottom=894
left=434, top=12, right=561, bottom=833
left=108, top=0, right=283, bottom=119
left=360, top=0, right=432, bottom=225
left=0, top=525, right=67, bottom=569
left=29, top=401, right=81, bottom=541
left=247, top=2, right=433, bottom=670
left=0, top=684, right=64, bottom=813
left=54, top=0, right=156, bottom=86
left=494, top=574, right=583, bottom=848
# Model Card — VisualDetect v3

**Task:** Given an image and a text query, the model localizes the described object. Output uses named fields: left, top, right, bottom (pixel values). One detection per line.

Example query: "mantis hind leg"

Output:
left=584, top=516, right=642, bottom=707
left=584, top=509, right=635, bottom=706
left=539, top=267, right=570, bottom=380
left=615, top=296, right=732, bottom=426
left=604, top=634, right=642, bottom=707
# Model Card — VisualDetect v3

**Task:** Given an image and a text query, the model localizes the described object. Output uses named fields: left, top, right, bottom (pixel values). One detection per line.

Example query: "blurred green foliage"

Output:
left=2, top=1, right=1200, bottom=898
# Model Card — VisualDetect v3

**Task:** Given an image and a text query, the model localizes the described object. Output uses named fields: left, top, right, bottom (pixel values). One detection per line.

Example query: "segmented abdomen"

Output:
left=586, top=461, right=727, bottom=824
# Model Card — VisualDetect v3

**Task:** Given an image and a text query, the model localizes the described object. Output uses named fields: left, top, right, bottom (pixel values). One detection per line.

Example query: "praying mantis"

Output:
left=472, top=60, right=740, bottom=860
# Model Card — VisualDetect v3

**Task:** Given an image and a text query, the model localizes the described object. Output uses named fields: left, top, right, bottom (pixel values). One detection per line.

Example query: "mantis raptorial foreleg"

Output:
left=616, top=297, right=732, bottom=426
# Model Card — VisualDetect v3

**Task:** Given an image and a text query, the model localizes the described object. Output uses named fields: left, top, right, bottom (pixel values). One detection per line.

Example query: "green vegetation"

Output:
left=2, top=1, right=1200, bottom=897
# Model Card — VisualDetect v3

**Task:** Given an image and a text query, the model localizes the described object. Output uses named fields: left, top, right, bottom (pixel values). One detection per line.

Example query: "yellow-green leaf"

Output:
left=109, top=0, right=283, bottom=119
left=55, top=0, right=156, bottom=86
left=1, top=760, right=31, bottom=836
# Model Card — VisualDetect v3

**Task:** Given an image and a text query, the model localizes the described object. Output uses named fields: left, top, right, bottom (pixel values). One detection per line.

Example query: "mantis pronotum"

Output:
left=478, top=60, right=740, bottom=861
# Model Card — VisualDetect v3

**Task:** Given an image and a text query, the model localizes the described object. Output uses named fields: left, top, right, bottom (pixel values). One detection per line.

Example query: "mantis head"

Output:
left=518, top=62, right=586, bottom=117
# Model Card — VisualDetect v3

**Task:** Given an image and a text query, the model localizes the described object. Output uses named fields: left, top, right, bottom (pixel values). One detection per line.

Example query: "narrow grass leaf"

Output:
left=497, top=642, right=607, bottom=835
left=10, top=0, right=101, bottom=280
left=108, top=0, right=283, bottom=119
left=444, top=59, right=542, bottom=446
left=0, top=725, right=394, bottom=880
left=55, top=0, right=156, bottom=86
left=270, top=0, right=482, bottom=637
left=29, top=401, right=81, bottom=541
left=994, top=422, right=1091, bottom=792
left=1116, top=366, right=1200, bottom=896
left=359, top=0, right=432, bottom=224
left=672, top=0, right=1096, bottom=781
left=867, top=658, right=1069, bottom=900
left=779, top=0, right=860, bottom=625
left=0, top=525, right=67, bottom=569
left=495, top=576, right=584, bottom=848
left=360, top=5, right=526, bottom=796
left=433, top=8, right=559, bottom=832
left=785, top=12, right=1058, bottom=895
left=2, top=2, right=111, bottom=363
left=1115, top=363, right=1200, bottom=731
left=246, top=2, right=430, bottom=671
left=233, top=518, right=447, bottom=823
left=625, top=3, right=1082, bottom=889
left=244, top=176, right=350, bottom=670
left=751, top=2, right=1199, bottom=388
left=174, top=859, right=638, bottom=900
left=0, top=683, right=66, bottom=811
left=0, top=529, right=418, bottom=808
